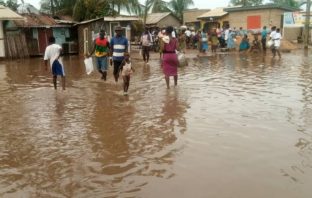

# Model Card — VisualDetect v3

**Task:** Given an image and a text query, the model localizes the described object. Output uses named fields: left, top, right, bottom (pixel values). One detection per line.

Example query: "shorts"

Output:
left=52, top=60, right=65, bottom=76
left=96, top=56, right=108, bottom=71
left=113, top=60, right=123, bottom=76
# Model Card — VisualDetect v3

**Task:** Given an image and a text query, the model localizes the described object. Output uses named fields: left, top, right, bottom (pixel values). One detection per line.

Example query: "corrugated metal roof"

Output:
left=145, top=12, right=171, bottom=25
left=0, top=5, right=24, bottom=20
left=224, top=4, right=299, bottom=12
left=183, top=9, right=211, bottom=23
left=14, top=14, right=72, bottom=27
left=197, top=8, right=228, bottom=19
left=77, top=16, right=140, bottom=25
left=78, top=18, right=103, bottom=25
left=104, top=16, right=141, bottom=22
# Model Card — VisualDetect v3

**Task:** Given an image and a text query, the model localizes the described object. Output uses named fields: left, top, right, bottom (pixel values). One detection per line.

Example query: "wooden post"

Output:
left=0, top=21, right=5, bottom=58
left=304, top=0, right=311, bottom=49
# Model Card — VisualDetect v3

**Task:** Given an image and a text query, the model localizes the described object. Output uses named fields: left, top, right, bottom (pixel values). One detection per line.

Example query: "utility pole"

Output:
left=304, top=0, right=311, bottom=49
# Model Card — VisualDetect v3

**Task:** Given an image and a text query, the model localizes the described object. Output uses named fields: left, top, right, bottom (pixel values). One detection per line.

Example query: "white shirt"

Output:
left=44, top=44, right=62, bottom=67
left=274, top=32, right=281, bottom=47
left=224, top=29, right=230, bottom=40
left=185, top=30, right=191, bottom=37
left=172, top=31, right=176, bottom=38
left=270, top=30, right=276, bottom=40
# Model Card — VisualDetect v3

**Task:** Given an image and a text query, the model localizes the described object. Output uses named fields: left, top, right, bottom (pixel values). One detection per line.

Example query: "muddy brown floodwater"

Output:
left=0, top=50, right=311, bottom=198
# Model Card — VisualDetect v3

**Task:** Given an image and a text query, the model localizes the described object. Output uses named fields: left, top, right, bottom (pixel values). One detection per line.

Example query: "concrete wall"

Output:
left=0, top=21, right=5, bottom=57
left=158, top=15, right=181, bottom=29
left=284, top=27, right=302, bottom=40
left=228, top=9, right=284, bottom=30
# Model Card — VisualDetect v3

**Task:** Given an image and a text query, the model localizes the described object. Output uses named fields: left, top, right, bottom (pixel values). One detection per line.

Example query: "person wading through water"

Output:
left=88, top=29, right=110, bottom=81
left=110, top=26, right=128, bottom=83
left=44, top=36, right=66, bottom=90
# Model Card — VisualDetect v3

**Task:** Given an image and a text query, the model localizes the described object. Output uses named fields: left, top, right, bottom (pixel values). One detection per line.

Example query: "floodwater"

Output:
left=0, top=50, right=311, bottom=198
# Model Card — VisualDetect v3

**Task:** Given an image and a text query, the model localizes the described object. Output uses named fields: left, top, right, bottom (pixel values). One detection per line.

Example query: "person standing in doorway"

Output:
left=161, top=26, right=179, bottom=89
left=89, top=29, right=110, bottom=80
left=141, top=27, right=152, bottom=64
left=110, top=26, right=128, bottom=83
left=261, top=26, right=267, bottom=52
left=44, top=36, right=65, bottom=90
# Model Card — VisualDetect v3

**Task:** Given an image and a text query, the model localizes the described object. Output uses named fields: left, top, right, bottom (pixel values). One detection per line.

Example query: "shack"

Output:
left=77, top=16, right=140, bottom=55
left=0, top=5, right=24, bottom=59
left=4, top=14, right=78, bottom=58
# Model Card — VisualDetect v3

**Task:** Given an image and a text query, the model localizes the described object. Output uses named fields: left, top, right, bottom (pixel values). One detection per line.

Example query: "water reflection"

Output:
left=0, top=50, right=312, bottom=197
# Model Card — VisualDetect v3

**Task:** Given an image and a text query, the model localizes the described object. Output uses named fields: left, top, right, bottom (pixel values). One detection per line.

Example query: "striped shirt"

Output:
left=110, top=36, right=128, bottom=61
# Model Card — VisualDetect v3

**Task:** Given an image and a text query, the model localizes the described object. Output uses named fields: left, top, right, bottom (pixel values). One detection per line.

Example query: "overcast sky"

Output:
left=22, top=0, right=232, bottom=10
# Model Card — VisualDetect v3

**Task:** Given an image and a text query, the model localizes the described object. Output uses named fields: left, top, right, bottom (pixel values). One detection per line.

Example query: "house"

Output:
left=0, top=5, right=24, bottom=59
left=197, top=7, right=229, bottom=32
left=76, top=16, right=140, bottom=55
left=145, top=12, right=181, bottom=29
left=224, top=4, right=298, bottom=31
left=183, top=9, right=210, bottom=30
left=4, top=14, right=78, bottom=58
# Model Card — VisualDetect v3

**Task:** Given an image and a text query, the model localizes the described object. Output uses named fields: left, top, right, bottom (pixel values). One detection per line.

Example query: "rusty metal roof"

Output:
left=14, top=14, right=72, bottom=27
left=145, top=12, right=171, bottom=25
left=0, top=5, right=24, bottom=20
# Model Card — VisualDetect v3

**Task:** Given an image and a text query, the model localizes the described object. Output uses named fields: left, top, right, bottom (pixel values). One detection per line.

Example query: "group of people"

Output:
left=44, top=26, right=134, bottom=95
left=174, top=25, right=282, bottom=57
left=43, top=24, right=282, bottom=94
left=44, top=25, right=180, bottom=94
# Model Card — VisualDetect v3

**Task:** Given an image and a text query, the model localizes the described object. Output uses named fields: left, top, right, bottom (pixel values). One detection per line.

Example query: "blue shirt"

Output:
left=110, top=36, right=128, bottom=61
left=261, top=29, right=267, bottom=39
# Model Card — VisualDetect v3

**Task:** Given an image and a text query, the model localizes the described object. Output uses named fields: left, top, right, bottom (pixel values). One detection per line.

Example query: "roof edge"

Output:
left=224, top=4, right=299, bottom=12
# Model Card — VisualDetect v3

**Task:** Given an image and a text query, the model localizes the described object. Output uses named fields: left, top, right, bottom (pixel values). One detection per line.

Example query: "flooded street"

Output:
left=0, top=50, right=311, bottom=198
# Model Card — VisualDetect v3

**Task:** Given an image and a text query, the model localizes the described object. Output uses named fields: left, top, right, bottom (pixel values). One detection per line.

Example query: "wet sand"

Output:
left=0, top=50, right=311, bottom=197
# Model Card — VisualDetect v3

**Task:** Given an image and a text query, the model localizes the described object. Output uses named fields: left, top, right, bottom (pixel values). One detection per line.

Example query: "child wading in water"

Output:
left=120, top=53, right=134, bottom=96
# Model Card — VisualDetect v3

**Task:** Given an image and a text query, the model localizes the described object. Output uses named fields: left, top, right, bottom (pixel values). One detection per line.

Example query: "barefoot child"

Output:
left=44, top=36, right=65, bottom=90
left=120, top=53, right=134, bottom=96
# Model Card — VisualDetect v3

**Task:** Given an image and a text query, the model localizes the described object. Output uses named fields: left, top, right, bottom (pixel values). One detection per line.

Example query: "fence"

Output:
left=5, top=34, right=29, bottom=59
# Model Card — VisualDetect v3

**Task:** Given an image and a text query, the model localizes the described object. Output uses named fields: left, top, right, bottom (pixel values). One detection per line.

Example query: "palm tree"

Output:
left=169, top=0, right=194, bottom=23
left=73, top=0, right=110, bottom=21
left=269, top=0, right=300, bottom=8
left=141, top=0, right=171, bottom=25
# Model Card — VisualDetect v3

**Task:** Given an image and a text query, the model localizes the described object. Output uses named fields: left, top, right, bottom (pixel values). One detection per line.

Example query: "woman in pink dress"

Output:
left=161, top=26, right=179, bottom=89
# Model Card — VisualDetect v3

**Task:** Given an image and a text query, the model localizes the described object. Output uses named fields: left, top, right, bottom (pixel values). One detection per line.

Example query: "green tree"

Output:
left=40, top=0, right=78, bottom=15
left=230, top=0, right=263, bottom=6
left=6, top=0, right=19, bottom=11
left=110, top=0, right=142, bottom=15
left=169, top=0, right=194, bottom=23
left=73, top=0, right=110, bottom=21
left=269, top=0, right=300, bottom=8
left=0, top=0, right=6, bottom=6
left=141, top=0, right=171, bottom=25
